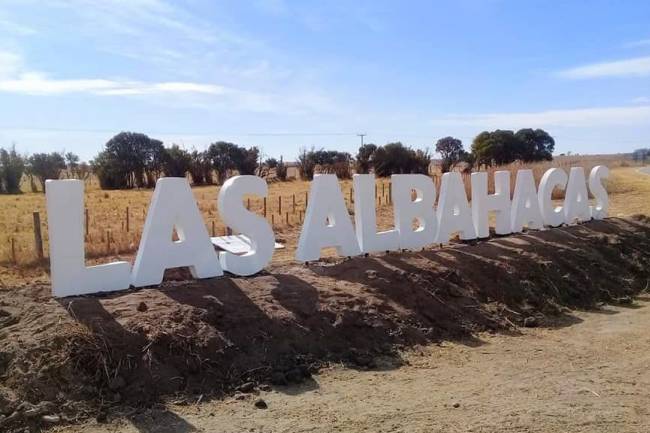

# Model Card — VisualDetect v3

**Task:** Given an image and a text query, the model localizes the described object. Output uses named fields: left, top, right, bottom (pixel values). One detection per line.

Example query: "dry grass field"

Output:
left=0, top=154, right=644, bottom=266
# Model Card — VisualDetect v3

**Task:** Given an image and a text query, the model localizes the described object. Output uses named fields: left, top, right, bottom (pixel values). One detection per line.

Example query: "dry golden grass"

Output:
left=0, top=155, right=645, bottom=266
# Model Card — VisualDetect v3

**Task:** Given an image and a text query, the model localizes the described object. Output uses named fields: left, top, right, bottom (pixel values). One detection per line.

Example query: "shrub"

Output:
left=276, top=156, right=288, bottom=181
left=265, top=158, right=279, bottom=169
left=297, top=147, right=316, bottom=181
left=297, top=148, right=352, bottom=180
left=370, top=142, right=431, bottom=177
left=0, top=146, right=25, bottom=194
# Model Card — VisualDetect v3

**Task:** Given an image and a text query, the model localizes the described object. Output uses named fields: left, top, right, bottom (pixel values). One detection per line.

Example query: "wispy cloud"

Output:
left=0, top=50, right=21, bottom=78
left=557, top=56, right=650, bottom=79
left=624, top=38, right=650, bottom=48
left=0, top=69, right=339, bottom=116
left=631, top=96, right=650, bottom=104
left=432, top=105, right=650, bottom=129
left=0, top=72, right=225, bottom=96
left=0, top=17, right=37, bottom=35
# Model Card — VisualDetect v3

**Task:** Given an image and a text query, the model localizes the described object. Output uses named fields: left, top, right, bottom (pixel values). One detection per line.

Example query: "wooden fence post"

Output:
left=263, top=197, right=267, bottom=217
left=292, top=194, right=296, bottom=213
left=305, top=191, right=308, bottom=207
left=11, top=237, right=16, bottom=264
left=285, top=212, right=289, bottom=226
left=125, top=206, right=130, bottom=232
left=33, top=211, right=44, bottom=261
left=278, top=196, right=282, bottom=215
left=106, top=229, right=111, bottom=253
left=211, top=221, right=216, bottom=237
left=85, top=208, right=89, bottom=237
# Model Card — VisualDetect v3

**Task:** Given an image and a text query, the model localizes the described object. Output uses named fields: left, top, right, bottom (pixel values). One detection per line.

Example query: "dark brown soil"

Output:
left=0, top=216, right=649, bottom=432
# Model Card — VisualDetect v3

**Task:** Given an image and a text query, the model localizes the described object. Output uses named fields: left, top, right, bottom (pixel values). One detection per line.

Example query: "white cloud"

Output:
left=631, top=96, right=650, bottom=104
left=624, top=39, right=650, bottom=48
left=0, top=70, right=339, bottom=116
left=557, top=56, right=650, bottom=79
left=0, top=73, right=226, bottom=96
left=0, top=50, right=21, bottom=79
left=0, top=18, right=37, bottom=35
left=432, top=105, right=650, bottom=129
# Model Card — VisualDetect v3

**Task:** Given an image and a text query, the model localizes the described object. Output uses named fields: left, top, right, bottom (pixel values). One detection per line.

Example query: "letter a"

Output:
left=131, top=178, right=222, bottom=287
left=296, top=175, right=361, bottom=261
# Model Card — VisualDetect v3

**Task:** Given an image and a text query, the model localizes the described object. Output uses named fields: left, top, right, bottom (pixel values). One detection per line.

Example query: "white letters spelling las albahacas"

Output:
left=46, top=166, right=609, bottom=297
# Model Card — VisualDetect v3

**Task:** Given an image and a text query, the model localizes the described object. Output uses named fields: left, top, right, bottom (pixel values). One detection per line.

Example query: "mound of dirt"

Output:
left=0, top=216, right=649, bottom=431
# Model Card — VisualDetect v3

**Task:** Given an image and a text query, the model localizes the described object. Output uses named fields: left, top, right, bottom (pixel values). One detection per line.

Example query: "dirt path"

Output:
left=59, top=297, right=650, bottom=433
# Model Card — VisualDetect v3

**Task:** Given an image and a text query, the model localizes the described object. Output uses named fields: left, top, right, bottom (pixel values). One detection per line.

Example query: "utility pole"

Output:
left=357, top=133, right=366, bottom=147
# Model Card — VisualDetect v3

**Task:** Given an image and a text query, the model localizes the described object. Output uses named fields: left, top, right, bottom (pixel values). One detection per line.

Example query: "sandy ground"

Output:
left=59, top=297, right=650, bottom=433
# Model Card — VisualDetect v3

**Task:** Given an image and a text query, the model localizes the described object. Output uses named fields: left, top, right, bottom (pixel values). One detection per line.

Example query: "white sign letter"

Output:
left=218, top=176, right=275, bottom=275
left=296, top=174, right=361, bottom=261
left=538, top=168, right=568, bottom=227
left=511, top=169, right=544, bottom=232
left=392, top=174, right=437, bottom=250
left=353, top=174, right=399, bottom=253
left=131, top=178, right=222, bottom=287
left=589, top=165, right=609, bottom=220
left=564, top=167, right=591, bottom=223
left=45, top=180, right=131, bottom=297
left=471, top=171, right=511, bottom=238
left=435, top=172, right=476, bottom=243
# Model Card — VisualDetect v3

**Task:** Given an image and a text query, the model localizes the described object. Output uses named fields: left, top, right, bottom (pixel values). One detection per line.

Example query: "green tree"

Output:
left=207, top=141, right=241, bottom=184
left=371, top=142, right=431, bottom=177
left=162, top=144, right=191, bottom=177
left=189, top=150, right=212, bottom=185
left=265, top=157, right=279, bottom=168
left=65, top=152, right=80, bottom=178
left=276, top=156, right=288, bottom=181
left=471, top=130, right=519, bottom=167
left=355, top=143, right=377, bottom=174
left=27, top=152, right=66, bottom=191
left=514, top=128, right=555, bottom=162
left=435, top=136, right=464, bottom=172
left=472, top=129, right=555, bottom=167
left=92, top=132, right=164, bottom=189
left=237, top=146, right=260, bottom=175
left=0, top=145, right=25, bottom=194
left=297, top=147, right=316, bottom=180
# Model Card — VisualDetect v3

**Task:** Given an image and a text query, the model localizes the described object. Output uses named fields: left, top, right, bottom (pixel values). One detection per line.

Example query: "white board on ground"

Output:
left=211, top=235, right=284, bottom=255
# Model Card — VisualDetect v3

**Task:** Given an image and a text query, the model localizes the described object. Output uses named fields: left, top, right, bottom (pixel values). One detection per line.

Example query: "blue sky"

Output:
left=0, top=0, right=649, bottom=161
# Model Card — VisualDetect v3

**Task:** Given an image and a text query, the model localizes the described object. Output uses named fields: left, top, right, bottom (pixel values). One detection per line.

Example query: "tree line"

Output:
left=0, top=127, right=576, bottom=194
left=0, top=147, right=88, bottom=194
